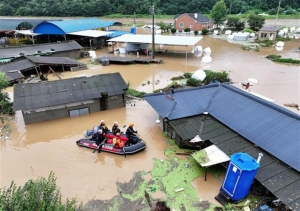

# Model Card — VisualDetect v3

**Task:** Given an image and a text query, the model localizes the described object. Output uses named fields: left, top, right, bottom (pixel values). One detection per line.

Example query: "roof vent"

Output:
left=194, top=13, right=197, bottom=18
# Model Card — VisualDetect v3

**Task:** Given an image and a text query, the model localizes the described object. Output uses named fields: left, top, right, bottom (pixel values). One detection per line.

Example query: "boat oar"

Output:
left=93, top=139, right=106, bottom=153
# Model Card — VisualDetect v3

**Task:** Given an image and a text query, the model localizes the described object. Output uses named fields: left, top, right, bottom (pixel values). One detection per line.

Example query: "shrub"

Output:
left=0, top=171, right=82, bottom=210
left=243, top=28, right=254, bottom=33
left=184, top=28, right=191, bottom=32
left=194, top=30, right=199, bottom=35
left=201, top=70, right=230, bottom=85
left=126, top=89, right=146, bottom=98
left=171, top=75, right=185, bottom=80
left=201, top=28, right=209, bottom=35
left=171, top=28, right=176, bottom=33
left=266, top=54, right=300, bottom=64
left=186, top=78, right=202, bottom=86
left=183, top=72, right=192, bottom=79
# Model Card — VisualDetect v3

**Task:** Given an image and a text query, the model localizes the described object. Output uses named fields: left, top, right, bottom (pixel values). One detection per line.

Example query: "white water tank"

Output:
left=192, top=70, right=206, bottom=81
left=225, top=30, right=232, bottom=35
left=276, top=41, right=284, bottom=47
left=201, top=56, right=212, bottom=63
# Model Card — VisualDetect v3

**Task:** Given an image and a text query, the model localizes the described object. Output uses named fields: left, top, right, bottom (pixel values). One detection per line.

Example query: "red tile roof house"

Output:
left=174, top=13, right=214, bottom=32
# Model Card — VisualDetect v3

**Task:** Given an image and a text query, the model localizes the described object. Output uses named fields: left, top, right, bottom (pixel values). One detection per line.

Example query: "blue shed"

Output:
left=221, top=152, right=260, bottom=201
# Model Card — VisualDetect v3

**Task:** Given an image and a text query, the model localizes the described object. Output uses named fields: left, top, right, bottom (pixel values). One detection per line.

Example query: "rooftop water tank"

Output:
left=221, top=152, right=260, bottom=201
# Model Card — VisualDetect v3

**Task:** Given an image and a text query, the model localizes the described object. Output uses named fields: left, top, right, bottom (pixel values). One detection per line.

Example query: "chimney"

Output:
left=194, top=13, right=197, bottom=18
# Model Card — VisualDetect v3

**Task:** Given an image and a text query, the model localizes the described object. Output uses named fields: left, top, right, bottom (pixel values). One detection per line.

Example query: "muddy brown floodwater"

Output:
left=0, top=24, right=299, bottom=208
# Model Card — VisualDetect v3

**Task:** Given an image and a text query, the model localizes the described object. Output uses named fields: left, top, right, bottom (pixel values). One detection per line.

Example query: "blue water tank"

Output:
left=221, top=152, right=259, bottom=201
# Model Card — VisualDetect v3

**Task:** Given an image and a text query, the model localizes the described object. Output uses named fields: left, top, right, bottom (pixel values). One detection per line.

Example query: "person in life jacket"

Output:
left=112, top=121, right=121, bottom=135
left=112, top=132, right=124, bottom=148
left=99, top=120, right=110, bottom=134
left=126, top=123, right=138, bottom=145
left=95, top=129, right=106, bottom=153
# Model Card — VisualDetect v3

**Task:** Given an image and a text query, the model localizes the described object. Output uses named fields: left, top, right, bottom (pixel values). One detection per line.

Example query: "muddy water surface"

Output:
left=1, top=27, right=299, bottom=206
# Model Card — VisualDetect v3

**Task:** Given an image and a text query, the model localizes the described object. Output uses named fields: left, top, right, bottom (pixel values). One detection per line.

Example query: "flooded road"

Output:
left=1, top=25, right=299, bottom=207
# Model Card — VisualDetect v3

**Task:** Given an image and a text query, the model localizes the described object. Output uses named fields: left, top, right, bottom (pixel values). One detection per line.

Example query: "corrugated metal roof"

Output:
left=143, top=83, right=300, bottom=173
left=0, top=19, right=58, bottom=30
left=13, top=73, right=128, bottom=111
left=108, top=34, right=203, bottom=46
left=25, top=56, right=83, bottom=65
left=0, top=40, right=82, bottom=59
left=168, top=115, right=300, bottom=210
left=33, top=18, right=116, bottom=34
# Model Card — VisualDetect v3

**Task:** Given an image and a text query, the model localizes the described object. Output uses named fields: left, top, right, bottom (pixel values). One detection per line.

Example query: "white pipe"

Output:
left=257, top=153, right=263, bottom=163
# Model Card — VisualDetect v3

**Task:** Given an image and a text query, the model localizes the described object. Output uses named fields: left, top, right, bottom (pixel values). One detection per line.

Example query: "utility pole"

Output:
left=275, top=1, right=281, bottom=27
left=134, top=12, right=136, bottom=26
left=150, top=4, right=155, bottom=59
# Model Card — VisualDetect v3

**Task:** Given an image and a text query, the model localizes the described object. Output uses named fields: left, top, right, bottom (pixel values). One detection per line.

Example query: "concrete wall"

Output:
left=23, top=94, right=126, bottom=124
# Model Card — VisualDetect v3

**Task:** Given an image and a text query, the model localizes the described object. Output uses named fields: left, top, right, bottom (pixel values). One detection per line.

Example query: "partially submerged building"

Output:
left=13, top=73, right=128, bottom=124
left=144, top=83, right=300, bottom=210
left=0, top=40, right=83, bottom=63
left=174, top=13, right=213, bottom=32
left=0, top=55, right=86, bottom=84
left=258, top=26, right=279, bottom=41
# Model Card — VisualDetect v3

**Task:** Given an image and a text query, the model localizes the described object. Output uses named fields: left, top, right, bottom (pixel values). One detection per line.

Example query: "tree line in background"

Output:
left=0, top=0, right=299, bottom=17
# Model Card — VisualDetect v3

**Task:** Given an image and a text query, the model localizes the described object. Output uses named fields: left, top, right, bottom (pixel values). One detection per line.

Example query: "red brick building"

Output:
left=174, top=13, right=214, bottom=32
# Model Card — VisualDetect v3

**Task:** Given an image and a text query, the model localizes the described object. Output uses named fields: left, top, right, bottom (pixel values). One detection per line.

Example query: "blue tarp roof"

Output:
left=33, top=18, right=117, bottom=34
left=143, top=83, right=300, bottom=172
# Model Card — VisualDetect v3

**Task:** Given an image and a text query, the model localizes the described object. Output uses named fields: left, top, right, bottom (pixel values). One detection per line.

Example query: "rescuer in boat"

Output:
left=112, top=132, right=124, bottom=148
left=126, top=123, right=138, bottom=145
left=112, top=121, right=121, bottom=135
left=95, top=129, right=106, bottom=153
left=99, top=120, right=110, bottom=134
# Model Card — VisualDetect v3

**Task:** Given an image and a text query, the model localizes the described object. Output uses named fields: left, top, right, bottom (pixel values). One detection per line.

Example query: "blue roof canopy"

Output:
left=33, top=18, right=117, bottom=35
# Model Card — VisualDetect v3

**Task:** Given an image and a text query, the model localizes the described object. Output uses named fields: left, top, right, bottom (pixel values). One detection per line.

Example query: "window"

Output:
left=179, top=22, right=184, bottom=28
left=69, top=108, right=89, bottom=117
left=260, top=33, right=267, bottom=38
left=190, top=23, right=193, bottom=28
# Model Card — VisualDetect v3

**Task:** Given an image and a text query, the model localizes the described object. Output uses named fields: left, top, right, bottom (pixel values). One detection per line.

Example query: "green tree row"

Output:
left=0, top=0, right=299, bottom=16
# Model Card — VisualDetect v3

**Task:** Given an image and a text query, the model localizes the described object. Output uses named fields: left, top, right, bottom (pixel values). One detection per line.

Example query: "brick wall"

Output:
left=174, top=14, right=213, bottom=32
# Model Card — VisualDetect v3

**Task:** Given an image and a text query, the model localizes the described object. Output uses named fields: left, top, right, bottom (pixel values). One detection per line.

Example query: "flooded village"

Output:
left=0, top=16, right=299, bottom=211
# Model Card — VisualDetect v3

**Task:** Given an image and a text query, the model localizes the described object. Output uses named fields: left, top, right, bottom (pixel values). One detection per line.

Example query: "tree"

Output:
left=247, top=13, right=266, bottom=31
left=0, top=171, right=82, bottom=210
left=0, top=73, right=13, bottom=115
left=227, top=16, right=245, bottom=30
left=211, top=0, right=228, bottom=28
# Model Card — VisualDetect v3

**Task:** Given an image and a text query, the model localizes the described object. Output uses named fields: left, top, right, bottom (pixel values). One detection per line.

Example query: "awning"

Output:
left=107, top=34, right=202, bottom=46
left=192, top=145, right=230, bottom=181
left=67, top=30, right=113, bottom=38
left=15, top=30, right=41, bottom=36
left=192, top=145, right=230, bottom=167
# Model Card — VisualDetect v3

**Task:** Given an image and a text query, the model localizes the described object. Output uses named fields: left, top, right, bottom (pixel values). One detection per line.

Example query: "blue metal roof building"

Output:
left=144, top=83, right=300, bottom=210
left=33, top=18, right=117, bottom=34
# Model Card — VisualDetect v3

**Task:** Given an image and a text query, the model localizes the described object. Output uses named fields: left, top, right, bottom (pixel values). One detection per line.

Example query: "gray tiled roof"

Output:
left=144, top=83, right=300, bottom=173
left=174, top=13, right=212, bottom=23
left=13, top=72, right=128, bottom=110
left=168, top=115, right=300, bottom=211
left=0, top=59, right=36, bottom=81
left=259, top=26, right=280, bottom=32
left=26, top=56, right=84, bottom=65
left=0, top=40, right=82, bottom=59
